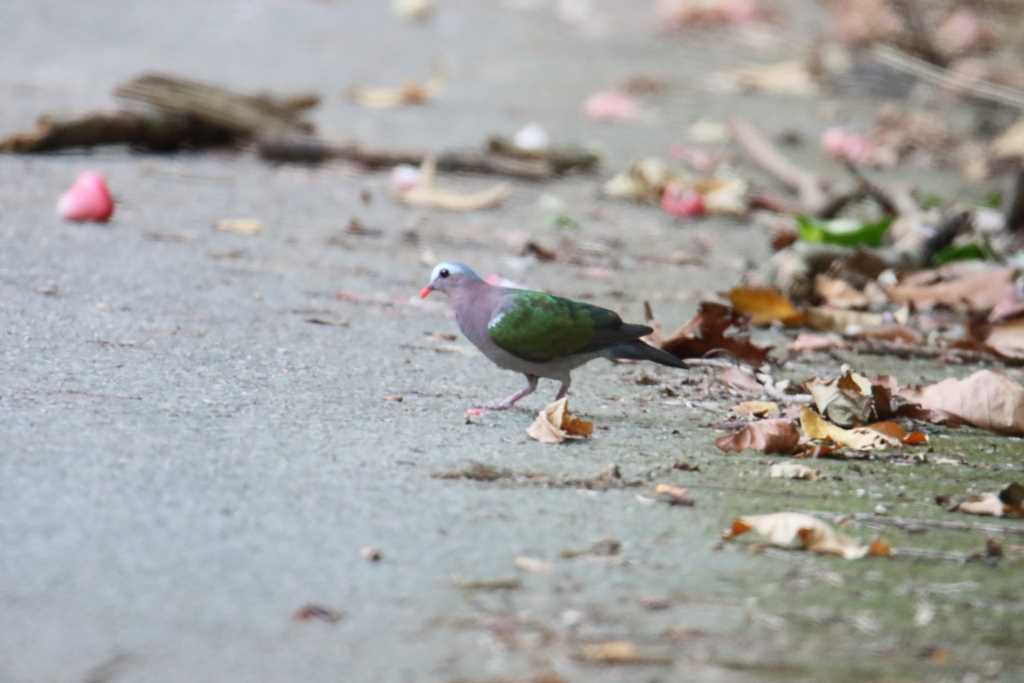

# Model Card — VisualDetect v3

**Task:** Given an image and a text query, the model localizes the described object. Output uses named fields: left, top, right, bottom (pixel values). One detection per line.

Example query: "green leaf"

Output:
left=796, top=215, right=892, bottom=248
left=932, top=242, right=993, bottom=266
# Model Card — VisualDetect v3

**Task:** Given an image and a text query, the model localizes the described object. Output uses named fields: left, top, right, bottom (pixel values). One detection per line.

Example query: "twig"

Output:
left=730, top=118, right=828, bottom=212
left=873, top=45, right=1024, bottom=110
left=920, top=210, right=973, bottom=263
left=258, top=136, right=598, bottom=179
left=838, top=159, right=899, bottom=217
left=1004, top=167, right=1024, bottom=233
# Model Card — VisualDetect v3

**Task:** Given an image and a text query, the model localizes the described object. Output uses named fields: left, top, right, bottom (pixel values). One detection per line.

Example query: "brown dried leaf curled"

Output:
left=715, top=418, right=800, bottom=454
left=722, top=512, right=889, bottom=560
left=900, top=370, right=1024, bottom=436
left=527, top=398, right=594, bottom=444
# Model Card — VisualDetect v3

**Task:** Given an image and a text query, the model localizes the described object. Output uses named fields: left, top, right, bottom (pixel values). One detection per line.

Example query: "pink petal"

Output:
left=57, top=172, right=114, bottom=222
left=583, top=90, right=641, bottom=122
left=660, top=184, right=705, bottom=218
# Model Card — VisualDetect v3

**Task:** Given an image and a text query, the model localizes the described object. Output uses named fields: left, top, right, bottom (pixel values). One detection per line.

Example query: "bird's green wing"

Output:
left=487, top=290, right=623, bottom=363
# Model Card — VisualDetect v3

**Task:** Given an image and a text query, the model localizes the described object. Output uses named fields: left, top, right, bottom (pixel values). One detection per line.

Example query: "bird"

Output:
left=419, top=261, right=686, bottom=409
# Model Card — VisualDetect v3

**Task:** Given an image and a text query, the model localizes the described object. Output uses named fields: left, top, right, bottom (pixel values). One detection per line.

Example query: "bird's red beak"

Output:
left=419, top=286, right=432, bottom=299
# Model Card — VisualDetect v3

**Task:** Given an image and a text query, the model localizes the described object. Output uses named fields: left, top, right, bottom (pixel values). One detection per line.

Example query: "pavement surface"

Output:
left=3, top=2, right=1023, bottom=682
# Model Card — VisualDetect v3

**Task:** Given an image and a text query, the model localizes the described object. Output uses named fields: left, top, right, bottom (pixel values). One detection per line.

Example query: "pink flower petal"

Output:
left=660, top=183, right=705, bottom=218
left=583, top=90, right=641, bottom=122
left=57, top=172, right=114, bottom=222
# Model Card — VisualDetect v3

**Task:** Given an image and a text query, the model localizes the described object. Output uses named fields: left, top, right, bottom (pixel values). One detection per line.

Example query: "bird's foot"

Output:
left=473, top=400, right=516, bottom=411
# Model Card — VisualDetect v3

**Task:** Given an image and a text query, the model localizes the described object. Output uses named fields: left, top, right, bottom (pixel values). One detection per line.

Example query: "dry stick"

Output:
left=804, top=510, right=1024, bottom=537
left=729, top=117, right=828, bottom=213
left=1004, top=167, right=1024, bottom=233
left=257, top=136, right=598, bottom=179
left=872, top=45, right=1024, bottom=111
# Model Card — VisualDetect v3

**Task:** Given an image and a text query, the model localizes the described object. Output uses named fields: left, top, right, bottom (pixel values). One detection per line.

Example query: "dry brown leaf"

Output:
left=981, top=317, right=1024, bottom=358
left=733, top=400, right=779, bottom=417
left=653, top=483, right=694, bottom=506
left=514, top=556, right=553, bottom=574
left=805, top=306, right=885, bottom=334
left=815, top=275, right=869, bottom=309
left=769, top=463, right=820, bottom=480
left=992, top=118, right=1024, bottom=161
left=715, top=418, right=800, bottom=454
left=714, top=61, right=818, bottom=96
left=400, top=183, right=510, bottom=211
left=886, top=267, right=1017, bottom=314
left=855, top=324, right=922, bottom=345
left=900, top=370, right=1024, bottom=436
left=800, top=406, right=900, bottom=451
left=348, top=72, right=443, bottom=108
left=527, top=398, right=593, bottom=444
left=215, top=218, right=262, bottom=235
left=867, top=420, right=928, bottom=445
left=722, top=512, right=889, bottom=560
left=954, top=483, right=1024, bottom=518
left=574, top=641, right=672, bottom=666
left=726, top=286, right=804, bottom=326
left=719, top=366, right=763, bottom=394
left=806, top=371, right=874, bottom=427
left=790, top=332, right=846, bottom=352
left=660, top=302, right=772, bottom=365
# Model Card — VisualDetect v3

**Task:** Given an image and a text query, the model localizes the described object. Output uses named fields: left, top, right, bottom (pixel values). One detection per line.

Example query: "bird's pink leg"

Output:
left=554, top=377, right=571, bottom=400
left=480, top=374, right=538, bottom=411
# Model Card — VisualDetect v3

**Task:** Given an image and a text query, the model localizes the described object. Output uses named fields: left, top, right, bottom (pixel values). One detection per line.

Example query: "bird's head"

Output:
left=419, top=261, right=480, bottom=298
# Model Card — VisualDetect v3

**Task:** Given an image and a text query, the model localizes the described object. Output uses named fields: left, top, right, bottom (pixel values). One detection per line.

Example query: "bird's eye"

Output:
left=439, top=268, right=450, bottom=278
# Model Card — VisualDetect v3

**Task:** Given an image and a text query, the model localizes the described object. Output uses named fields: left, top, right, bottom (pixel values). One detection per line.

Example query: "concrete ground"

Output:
left=2, top=2, right=1023, bottom=682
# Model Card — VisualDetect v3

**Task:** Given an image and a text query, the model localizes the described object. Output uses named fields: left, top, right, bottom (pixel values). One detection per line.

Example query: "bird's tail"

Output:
left=608, top=341, right=686, bottom=369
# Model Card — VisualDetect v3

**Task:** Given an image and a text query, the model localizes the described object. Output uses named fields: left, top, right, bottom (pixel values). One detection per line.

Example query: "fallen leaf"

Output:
left=867, top=420, right=928, bottom=445
left=715, top=418, right=800, bottom=454
left=604, top=158, right=673, bottom=202
left=727, top=286, right=803, bottom=326
left=722, top=512, right=889, bottom=560
left=800, top=406, right=900, bottom=451
left=527, top=398, right=594, bottom=444
left=815, top=275, right=869, bottom=309
left=733, top=400, right=779, bottom=417
left=660, top=302, right=772, bottom=365
left=719, top=366, right=763, bottom=393
left=215, top=218, right=262, bottom=235
left=714, top=60, right=818, bottom=96
left=574, top=641, right=672, bottom=666
left=348, top=72, right=443, bottom=108
left=514, top=556, right=553, bottom=574
left=953, top=483, right=1024, bottom=518
left=57, top=171, right=114, bottom=222
left=790, top=332, right=846, bottom=352
left=653, top=483, right=694, bottom=506
left=397, top=158, right=510, bottom=211
left=979, top=316, right=1024, bottom=358
left=393, top=0, right=435, bottom=22
left=885, top=267, right=1016, bottom=314
left=658, top=0, right=768, bottom=28
left=797, top=215, right=892, bottom=248
left=805, top=370, right=874, bottom=427
left=805, top=306, right=885, bottom=334
left=900, top=370, right=1024, bottom=436
left=769, top=463, right=820, bottom=480
left=992, top=117, right=1024, bottom=161
left=293, top=604, right=344, bottom=623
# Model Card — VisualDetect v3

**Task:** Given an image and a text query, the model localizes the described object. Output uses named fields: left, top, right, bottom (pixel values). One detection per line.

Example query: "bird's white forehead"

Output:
left=431, top=261, right=473, bottom=280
